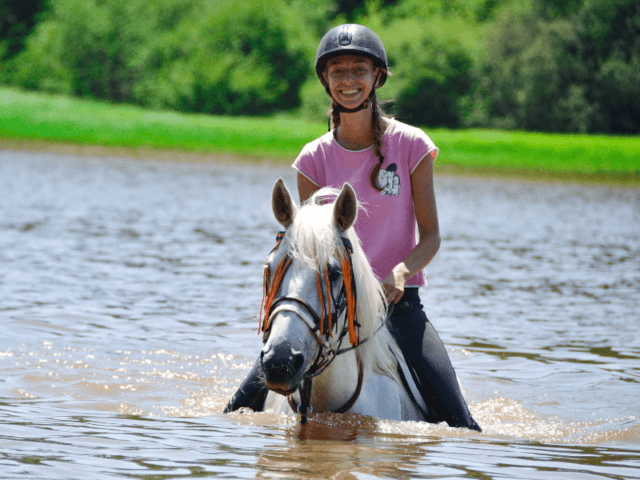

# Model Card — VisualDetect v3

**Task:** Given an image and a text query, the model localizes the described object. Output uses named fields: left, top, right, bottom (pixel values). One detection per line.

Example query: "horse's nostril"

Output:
left=292, top=353, right=304, bottom=372
left=261, top=343, right=306, bottom=394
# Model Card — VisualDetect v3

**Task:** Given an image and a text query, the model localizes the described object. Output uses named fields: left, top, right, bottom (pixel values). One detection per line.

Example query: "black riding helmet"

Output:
left=316, top=24, right=388, bottom=113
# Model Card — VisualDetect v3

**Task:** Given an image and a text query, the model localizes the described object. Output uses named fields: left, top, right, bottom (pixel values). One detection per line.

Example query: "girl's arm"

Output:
left=383, top=156, right=441, bottom=304
left=297, top=172, right=320, bottom=203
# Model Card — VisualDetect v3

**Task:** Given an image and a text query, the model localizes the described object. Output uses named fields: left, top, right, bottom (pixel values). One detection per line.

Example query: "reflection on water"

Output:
left=1, top=150, right=639, bottom=478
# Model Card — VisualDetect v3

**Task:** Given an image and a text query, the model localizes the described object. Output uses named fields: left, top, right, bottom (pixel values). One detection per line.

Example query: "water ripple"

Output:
left=1, top=150, right=638, bottom=478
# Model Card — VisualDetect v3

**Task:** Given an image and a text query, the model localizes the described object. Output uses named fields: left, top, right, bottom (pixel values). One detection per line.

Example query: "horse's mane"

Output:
left=287, top=187, right=400, bottom=381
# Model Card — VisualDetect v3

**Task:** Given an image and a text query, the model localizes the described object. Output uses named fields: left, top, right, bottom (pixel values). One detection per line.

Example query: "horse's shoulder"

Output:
left=348, top=373, right=405, bottom=420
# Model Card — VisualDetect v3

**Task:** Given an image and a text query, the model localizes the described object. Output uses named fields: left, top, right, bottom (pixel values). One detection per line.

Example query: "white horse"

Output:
left=258, top=178, right=428, bottom=421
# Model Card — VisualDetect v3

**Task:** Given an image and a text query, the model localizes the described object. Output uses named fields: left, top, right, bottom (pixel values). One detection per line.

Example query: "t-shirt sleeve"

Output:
left=292, top=141, right=323, bottom=187
left=408, top=128, right=439, bottom=173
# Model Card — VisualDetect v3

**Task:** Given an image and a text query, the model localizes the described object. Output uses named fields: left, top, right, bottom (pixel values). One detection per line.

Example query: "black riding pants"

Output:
left=386, top=288, right=481, bottom=431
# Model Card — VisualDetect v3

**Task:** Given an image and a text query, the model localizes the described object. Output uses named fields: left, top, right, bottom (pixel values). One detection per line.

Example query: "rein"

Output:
left=258, top=231, right=383, bottom=421
left=288, top=352, right=364, bottom=424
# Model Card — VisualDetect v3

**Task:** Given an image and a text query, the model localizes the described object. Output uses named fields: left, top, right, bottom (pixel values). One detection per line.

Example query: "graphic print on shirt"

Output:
left=378, top=163, right=400, bottom=196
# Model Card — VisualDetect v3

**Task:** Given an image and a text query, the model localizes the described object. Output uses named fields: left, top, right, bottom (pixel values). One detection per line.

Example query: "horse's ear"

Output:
left=272, top=178, right=298, bottom=228
left=333, top=183, right=357, bottom=232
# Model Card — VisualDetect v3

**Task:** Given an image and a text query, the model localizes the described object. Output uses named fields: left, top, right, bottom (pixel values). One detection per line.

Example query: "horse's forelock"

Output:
left=289, top=204, right=337, bottom=268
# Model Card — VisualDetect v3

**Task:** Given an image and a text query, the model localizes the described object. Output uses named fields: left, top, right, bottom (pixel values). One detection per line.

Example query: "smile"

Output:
left=338, top=88, right=363, bottom=99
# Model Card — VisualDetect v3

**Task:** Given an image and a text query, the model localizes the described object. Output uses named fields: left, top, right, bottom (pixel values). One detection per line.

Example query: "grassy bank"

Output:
left=2, top=87, right=639, bottom=184
left=0, top=87, right=323, bottom=160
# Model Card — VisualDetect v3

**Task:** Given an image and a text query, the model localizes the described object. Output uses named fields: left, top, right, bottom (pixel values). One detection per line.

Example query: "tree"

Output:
left=472, top=0, right=640, bottom=133
left=0, top=0, right=47, bottom=59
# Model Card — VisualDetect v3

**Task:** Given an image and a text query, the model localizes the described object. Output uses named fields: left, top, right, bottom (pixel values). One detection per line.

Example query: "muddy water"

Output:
left=1, top=150, right=639, bottom=479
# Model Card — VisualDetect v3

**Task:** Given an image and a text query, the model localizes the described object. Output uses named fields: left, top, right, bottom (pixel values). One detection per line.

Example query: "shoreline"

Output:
left=0, top=138, right=278, bottom=165
left=2, top=137, right=638, bottom=187
left=432, top=163, right=639, bottom=186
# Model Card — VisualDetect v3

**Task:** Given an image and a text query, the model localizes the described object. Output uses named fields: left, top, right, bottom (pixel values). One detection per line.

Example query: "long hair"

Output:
left=330, top=96, right=387, bottom=192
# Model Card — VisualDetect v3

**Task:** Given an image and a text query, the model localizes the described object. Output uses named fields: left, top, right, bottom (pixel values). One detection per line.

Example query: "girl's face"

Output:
left=323, top=55, right=379, bottom=109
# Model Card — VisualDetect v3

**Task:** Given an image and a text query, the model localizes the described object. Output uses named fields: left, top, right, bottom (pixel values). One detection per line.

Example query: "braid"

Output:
left=369, top=95, right=385, bottom=191
left=330, top=100, right=342, bottom=131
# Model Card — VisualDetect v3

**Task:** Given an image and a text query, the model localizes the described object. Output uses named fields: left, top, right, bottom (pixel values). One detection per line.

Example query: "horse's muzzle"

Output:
left=260, top=342, right=306, bottom=395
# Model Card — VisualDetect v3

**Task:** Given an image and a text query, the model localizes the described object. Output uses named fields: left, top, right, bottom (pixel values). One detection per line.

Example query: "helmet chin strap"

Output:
left=327, top=91, right=374, bottom=131
left=330, top=89, right=375, bottom=114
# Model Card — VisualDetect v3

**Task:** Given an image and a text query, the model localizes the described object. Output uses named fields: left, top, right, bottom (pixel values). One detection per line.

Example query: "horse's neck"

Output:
left=310, top=349, right=361, bottom=412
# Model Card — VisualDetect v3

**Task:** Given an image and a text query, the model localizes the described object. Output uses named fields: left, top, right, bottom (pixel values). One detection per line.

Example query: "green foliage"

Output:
left=575, top=0, right=640, bottom=133
left=472, top=0, right=640, bottom=133
left=392, top=0, right=510, bottom=22
left=380, top=18, right=475, bottom=127
left=6, top=0, right=310, bottom=115
left=334, top=0, right=400, bottom=22
left=132, top=0, right=310, bottom=115
left=6, top=0, right=186, bottom=99
left=286, top=0, right=339, bottom=38
left=531, top=0, right=584, bottom=20
left=2, top=0, right=638, bottom=133
left=5, top=17, right=73, bottom=94
left=0, top=0, right=47, bottom=59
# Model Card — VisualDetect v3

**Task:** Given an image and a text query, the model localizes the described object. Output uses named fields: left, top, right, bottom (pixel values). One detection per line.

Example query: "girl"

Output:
left=226, top=24, right=480, bottom=432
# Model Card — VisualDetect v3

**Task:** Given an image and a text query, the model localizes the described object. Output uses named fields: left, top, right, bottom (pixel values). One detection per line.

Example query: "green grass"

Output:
left=430, top=129, right=640, bottom=180
left=0, top=87, right=325, bottom=159
left=1, top=87, right=639, bottom=183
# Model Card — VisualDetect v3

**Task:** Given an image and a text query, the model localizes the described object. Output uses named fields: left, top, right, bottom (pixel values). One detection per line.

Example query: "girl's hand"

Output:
left=383, top=263, right=410, bottom=304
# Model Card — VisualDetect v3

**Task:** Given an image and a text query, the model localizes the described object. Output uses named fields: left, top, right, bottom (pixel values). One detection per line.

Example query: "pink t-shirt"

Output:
left=292, top=119, right=438, bottom=286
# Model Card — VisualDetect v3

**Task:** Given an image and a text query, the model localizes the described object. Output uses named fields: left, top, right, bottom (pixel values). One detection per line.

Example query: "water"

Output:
left=1, top=150, right=639, bottom=479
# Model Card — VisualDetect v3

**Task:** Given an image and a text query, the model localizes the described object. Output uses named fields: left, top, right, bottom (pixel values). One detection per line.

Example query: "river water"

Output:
left=1, top=150, right=639, bottom=479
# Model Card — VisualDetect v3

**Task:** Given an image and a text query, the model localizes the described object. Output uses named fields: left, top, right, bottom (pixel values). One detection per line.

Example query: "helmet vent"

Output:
left=339, top=26, right=353, bottom=46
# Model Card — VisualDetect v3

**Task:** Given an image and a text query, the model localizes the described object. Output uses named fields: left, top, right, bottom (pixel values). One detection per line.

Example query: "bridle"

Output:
left=258, top=231, right=384, bottom=423
left=259, top=232, right=361, bottom=376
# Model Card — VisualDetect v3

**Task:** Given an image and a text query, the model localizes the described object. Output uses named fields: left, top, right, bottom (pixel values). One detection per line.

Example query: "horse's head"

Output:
left=259, top=178, right=360, bottom=396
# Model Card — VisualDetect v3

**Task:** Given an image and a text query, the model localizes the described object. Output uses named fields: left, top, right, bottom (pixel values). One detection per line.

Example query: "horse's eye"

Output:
left=328, top=268, right=342, bottom=283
